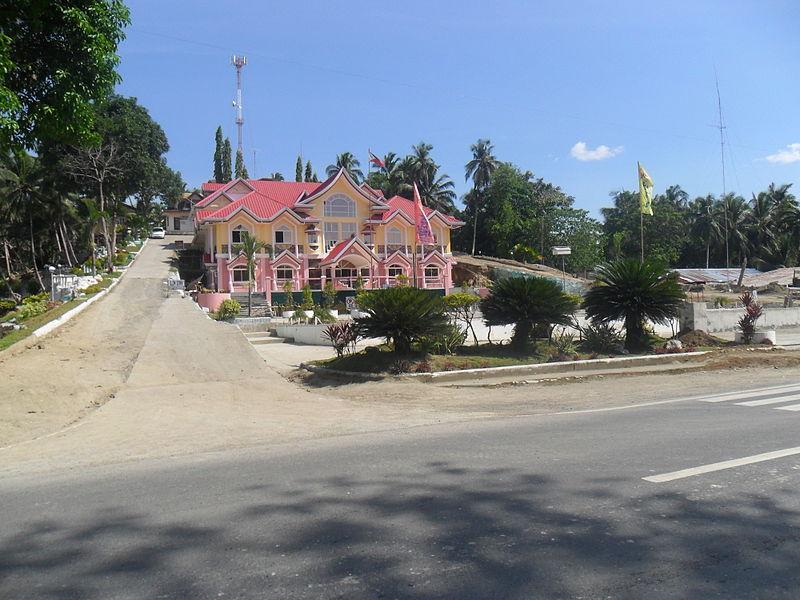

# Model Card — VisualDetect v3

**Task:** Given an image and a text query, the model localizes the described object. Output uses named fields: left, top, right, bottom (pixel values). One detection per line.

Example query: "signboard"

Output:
left=551, top=246, right=572, bottom=256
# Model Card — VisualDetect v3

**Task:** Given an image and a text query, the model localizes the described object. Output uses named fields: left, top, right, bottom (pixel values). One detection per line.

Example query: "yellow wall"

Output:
left=209, top=177, right=453, bottom=256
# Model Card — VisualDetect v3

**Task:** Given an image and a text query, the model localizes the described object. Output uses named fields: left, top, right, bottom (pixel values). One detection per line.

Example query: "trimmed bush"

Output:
left=217, top=298, right=241, bottom=321
left=0, top=299, right=16, bottom=317
left=17, top=300, right=47, bottom=319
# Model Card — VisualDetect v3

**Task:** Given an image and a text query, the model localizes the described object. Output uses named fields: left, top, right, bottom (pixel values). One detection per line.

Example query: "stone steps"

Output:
left=243, top=331, right=290, bottom=345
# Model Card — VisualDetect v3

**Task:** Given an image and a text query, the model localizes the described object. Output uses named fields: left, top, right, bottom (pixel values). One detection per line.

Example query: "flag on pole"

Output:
left=368, top=150, right=385, bottom=169
left=413, top=183, right=435, bottom=244
left=638, top=162, right=654, bottom=215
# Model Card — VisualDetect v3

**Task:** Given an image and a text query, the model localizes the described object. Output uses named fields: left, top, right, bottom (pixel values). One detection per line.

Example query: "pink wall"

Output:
left=197, top=292, right=231, bottom=312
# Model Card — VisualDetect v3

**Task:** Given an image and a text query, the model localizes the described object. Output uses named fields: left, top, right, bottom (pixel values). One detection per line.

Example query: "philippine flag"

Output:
left=368, top=150, right=385, bottom=169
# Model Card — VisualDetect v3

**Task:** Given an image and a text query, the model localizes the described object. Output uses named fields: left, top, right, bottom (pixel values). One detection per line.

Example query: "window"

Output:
left=274, top=225, right=292, bottom=244
left=424, top=266, right=440, bottom=278
left=388, top=265, right=404, bottom=277
left=231, top=225, right=248, bottom=244
left=324, top=222, right=339, bottom=246
left=307, top=232, right=318, bottom=244
left=341, top=222, right=357, bottom=239
left=387, top=227, right=403, bottom=245
left=324, top=194, right=355, bottom=217
left=232, top=267, right=249, bottom=282
left=276, top=266, right=293, bottom=280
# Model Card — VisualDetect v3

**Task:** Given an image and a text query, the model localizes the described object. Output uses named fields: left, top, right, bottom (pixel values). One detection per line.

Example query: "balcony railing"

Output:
left=273, top=243, right=304, bottom=255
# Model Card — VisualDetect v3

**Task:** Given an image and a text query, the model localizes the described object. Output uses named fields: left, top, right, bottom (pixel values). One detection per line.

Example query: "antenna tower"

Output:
left=714, top=73, right=730, bottom=276
left=231, top=55, right=247, bottom=154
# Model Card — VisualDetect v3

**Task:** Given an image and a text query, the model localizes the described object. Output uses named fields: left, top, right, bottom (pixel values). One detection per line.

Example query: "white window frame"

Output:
left=388, top=265, right=405, bottom=277
left=424, top=266, right=440, bottom=278
left=324, top=194, right=356, bottom=217
left=387, top=227, right=404, bottom=245
left=274, top=225, right=293, bottom=245
left=324, top=222, right=339, bottom=245
left=231, top=224, right=248, bottom=245
left=341, top=222, right=357, bottom=240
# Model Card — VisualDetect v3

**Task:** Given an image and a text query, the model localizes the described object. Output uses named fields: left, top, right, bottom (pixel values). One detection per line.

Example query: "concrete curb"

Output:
left=0, top=240, right=148, bottom=360
left=301, top=350, right=711, bottom=383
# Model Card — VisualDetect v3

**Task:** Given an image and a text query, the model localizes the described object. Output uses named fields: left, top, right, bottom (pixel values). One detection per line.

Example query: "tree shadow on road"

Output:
left=2, top=462, right=800, bottom=598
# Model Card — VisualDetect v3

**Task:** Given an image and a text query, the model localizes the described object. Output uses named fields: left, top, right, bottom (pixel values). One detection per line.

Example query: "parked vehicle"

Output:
left=150, top=227, right=166, bottom=239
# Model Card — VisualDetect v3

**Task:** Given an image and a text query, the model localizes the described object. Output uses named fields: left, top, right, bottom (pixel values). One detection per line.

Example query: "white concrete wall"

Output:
left=705, top=306, right=800, bottom=332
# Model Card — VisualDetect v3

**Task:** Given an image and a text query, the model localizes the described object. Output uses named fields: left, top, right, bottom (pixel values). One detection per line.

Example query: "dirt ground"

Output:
left=3, top=238, right=800, bottom=479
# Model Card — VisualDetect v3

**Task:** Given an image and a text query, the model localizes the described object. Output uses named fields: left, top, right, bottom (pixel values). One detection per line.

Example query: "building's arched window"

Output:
left=424, top=266, right=440, bottom=278
left=232, top=267, right=249, bottom=282
left=388, top=265, right=405, bottom=277
left=274, top=225, right=293, bottom=244
left=387, top=226, right=404, bottom=245
left=231, top=224, right=248, bottom=245
left=324, top=194, right=356, bottom=217
left=335, top=260, right=358, bottom=279
left=276, top=266, right=294, bottom=280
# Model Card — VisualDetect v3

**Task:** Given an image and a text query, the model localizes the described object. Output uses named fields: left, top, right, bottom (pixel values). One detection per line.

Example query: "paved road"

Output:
left=3, top=381, right=800, bottom=599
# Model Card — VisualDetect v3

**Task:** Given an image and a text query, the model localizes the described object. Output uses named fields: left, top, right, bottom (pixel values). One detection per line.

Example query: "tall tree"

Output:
left=326, top=152, right=364, bottom=182
left=295, top=156, right=303, bottom=182
left=213, top=126, right=224, bottom=182
left=221, top=138, right=232, bottom=181
left=0, top=0, right=130, bottom=151
left=268, top=172, right=284, bottom=181
left=304, top=160, right=313, bottom=182
left=464, top=139, right=499, bottom=255
left=235, top=149, right=248, bottom=179
left=689, top=194, right=720, bottom=268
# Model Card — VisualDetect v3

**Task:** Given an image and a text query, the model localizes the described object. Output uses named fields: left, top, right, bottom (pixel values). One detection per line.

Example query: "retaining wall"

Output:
left=679, top=302, right=800, bottom=332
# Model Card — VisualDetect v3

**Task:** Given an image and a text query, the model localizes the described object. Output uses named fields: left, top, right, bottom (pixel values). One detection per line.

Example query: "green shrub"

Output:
left=552, top=330, right=577, bottom=355
left=418, top=323, right=467, bottom=355
left=579, top=321, right=623, bottom=354
left=322, top=281, right=336, bottom=308
left=83, top=283, right=105, bottom=294
left=23, top=292, right=48, bottom=304
left=301, top=284, right=314, bottom=309
left=217, top=299, right=241, bottom=321
left=314, top=305, right=337, bottom=323
left=356, top=287, right=449, bottom=355
left=17, top=300, right=47, bottom=319
left=113, top=251, right=130, bottom=266
left=0, top=299, right=16, bottom=317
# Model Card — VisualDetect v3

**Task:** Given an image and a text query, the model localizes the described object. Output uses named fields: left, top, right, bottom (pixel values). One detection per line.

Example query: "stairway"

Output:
left=231, top=293, right=273, bottom=317
left=243, top=330, right=289, bottom=345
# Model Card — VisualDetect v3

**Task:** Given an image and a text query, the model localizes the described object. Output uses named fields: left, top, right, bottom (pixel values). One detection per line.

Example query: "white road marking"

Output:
left=643, top=446, right=800, bottom=483
left=683, top=382, right=800, bottom=402
left=775, top=404, right=800, bottom=412
left=736, top=393, right=800, bottom=407
left=697, top=385, right=800, bottom=403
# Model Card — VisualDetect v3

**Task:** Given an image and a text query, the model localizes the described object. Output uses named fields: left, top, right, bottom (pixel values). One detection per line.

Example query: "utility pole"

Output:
left=231, top=55, right=247, bottom=154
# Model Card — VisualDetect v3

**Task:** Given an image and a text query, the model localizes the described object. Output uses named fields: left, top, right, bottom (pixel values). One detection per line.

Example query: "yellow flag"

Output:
left=638, top=162, right=654, bottom=215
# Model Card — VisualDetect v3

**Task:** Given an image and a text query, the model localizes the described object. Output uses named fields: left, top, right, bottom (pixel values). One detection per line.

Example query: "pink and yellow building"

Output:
left=193, top=169, right=464, bottom=300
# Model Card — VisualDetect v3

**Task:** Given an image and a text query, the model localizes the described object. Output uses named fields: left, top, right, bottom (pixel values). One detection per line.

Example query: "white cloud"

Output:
left=765, top=143, right=800, bottom=165
left=570, top=141, right=623, bottom=162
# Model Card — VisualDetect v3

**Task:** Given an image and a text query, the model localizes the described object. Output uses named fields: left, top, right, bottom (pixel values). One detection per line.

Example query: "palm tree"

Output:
left=464, top=139, right=499, bottom=255
left=480, top=276, right=578, bottom=352
left=326, top=152, right=364, bottom=183
left=690, top=195, right=720, bottom=268
left=238, top=232, right=270, bottom=317
left=80, top=198, right=106, bottom=277
left=417, top=170, right=456, bottom=213
left=267, top=172, right=284, bottom=181
left=583, top=259, right=684, bottom=351
left=0, top=151, right=47, bottom=290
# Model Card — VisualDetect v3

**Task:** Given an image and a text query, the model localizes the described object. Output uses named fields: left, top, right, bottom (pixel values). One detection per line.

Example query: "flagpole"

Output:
left=640, top=210, right=644, bottom=263
left=413, top=190, right=418, bottom=288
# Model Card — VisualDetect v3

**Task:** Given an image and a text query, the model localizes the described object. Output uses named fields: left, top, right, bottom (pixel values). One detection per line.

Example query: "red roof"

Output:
left=195, top=179, right=462, bottom=225
left=322, top=239, right=351, bottom=262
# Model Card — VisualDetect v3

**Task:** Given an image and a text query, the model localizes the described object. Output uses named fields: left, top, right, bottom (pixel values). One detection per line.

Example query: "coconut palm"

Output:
left=583, top=259, right=684, bottom=351
left=326, top=152, right=364, bottom=183
left=416, top=170, right=456, bottom=213
left=480, top=275, right=578, bottom=352
left=267, top=172, right=284, bottom=181
left=690, top=194, right=721, bottom=268
left=0, top=151, right=47, bottom=289
left=237, top=231, right=269, bottom=317
left=464, top=139, right=499, bottom=255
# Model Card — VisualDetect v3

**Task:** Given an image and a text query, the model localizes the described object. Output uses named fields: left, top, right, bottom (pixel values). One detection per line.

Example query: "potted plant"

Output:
left=734, top=291, right=775, bottom=344
left=281, top=280, right=295, bottom=318
left=301, top=284, right=315, bottom=319
left=322, top=281, right=337, bottom=317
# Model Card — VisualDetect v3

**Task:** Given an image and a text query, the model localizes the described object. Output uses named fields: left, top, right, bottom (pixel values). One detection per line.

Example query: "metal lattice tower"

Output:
left=231, top=55, right=247, bottom=153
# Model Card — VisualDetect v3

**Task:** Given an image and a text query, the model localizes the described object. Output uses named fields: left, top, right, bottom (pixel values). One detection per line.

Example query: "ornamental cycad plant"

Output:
left=356, top=287, right=449, bottom=355
left=583, top=259, right=684, bottom=351
left=480, top=276, right=578, bottom=352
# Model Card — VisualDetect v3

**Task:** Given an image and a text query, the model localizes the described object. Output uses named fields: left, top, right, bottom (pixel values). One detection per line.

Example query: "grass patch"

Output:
left=0, top=297, right=86, bottom=351
left=0, top=273, right=121, bottom=351
left=315, top=342, right=599, bottom=374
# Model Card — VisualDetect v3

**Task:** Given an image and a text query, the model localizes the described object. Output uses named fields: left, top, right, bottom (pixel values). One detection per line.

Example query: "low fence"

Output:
left=679, top=302, right=800, bottom=332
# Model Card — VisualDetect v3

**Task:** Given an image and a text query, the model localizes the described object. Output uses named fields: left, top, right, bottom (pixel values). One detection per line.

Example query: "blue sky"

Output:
left=117, top=0, right=800, bottom=216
